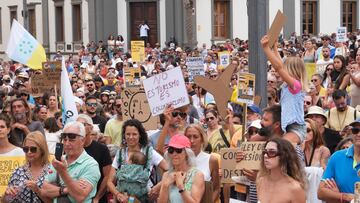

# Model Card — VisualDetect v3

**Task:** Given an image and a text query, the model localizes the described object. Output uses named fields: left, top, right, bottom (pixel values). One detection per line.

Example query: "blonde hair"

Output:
left=23, top=131, right=50, bottom=166
left=184, top=124, right=208, bottom=151
left=283, top=57, right=308, bottom=91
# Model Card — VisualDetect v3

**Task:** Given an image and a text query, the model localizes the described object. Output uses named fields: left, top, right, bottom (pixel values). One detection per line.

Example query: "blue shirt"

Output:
left=323, top=145, right=360, bottom=193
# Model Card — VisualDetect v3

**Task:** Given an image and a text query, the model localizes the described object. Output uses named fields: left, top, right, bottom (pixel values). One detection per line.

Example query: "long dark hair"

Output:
left=121, top=119, right=149, bottom=147
left=332, top=55, right=348, bottom=89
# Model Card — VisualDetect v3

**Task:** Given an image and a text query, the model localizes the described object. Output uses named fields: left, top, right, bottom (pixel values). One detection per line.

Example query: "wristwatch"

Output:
left=178, top=188, right=185, bottom=193
left=59, top=186, right=66, bottom=196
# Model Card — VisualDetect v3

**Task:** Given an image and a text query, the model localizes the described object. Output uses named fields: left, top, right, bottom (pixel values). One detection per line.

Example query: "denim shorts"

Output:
left=286, top=123, right=306, bottom=143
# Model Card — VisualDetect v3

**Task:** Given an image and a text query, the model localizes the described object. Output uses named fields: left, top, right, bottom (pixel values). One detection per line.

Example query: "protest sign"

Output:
left=267, top=10, right=287, bottom=48
left=234, top=73, right=255, bottom=105
left=316, top=62, right=330, bottom=75
left=131, top=41, right=145, bottom=63
left=186, top=57, right=205, bottom=82
left=81, top=55, right=92, bottom=64
left=31, top=61, right=61, bottom=95
left=336, top=27, right=347, bottom=42
left=123, top=67, right=142, bottom=87
left=236, top=142, right=266, bottom=170
left=143, top=67, right=189, bottom=116
left=122, top=88, right=159, bottom=130
left=306, top=63, right=316, bottom=81
left=194, top=64, right=236, bottom=119
left=220, top=148, right=247, bottom=184
left=0, top=156, right=26, bottom=195
left=218, top=51, right=230, bottom=70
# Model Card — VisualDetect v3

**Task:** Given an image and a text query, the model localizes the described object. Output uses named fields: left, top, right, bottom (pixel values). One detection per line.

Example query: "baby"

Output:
left=129, top=151, right=147, bottom=166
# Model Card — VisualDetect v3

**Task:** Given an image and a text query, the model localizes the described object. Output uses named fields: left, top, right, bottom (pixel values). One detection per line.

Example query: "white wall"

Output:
left=232, top=0, right=248, bottom=40
left=0, top=0, right=23, bottom=51
left=82, top=0, right=89, bottom=46
left=269, top=0, right=283, bottom=27
left=318, top=0, right=340, bottom=34
left=117, top=0, right=127, bottom=51
left=196, top=0, right=212, bottom=46
left=159, top=0, right=166, bottom=48
left=294, top=0, right=301, bottom=35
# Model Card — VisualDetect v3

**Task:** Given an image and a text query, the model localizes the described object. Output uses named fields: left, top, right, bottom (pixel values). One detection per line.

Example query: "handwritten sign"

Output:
left=235, top=73, right=255, bottom=105
left=336, top=27, right=347, bottom=42
left=143, top=67, right=189, bottom=116
left=236, top=142, right=265, bottom=170
left=220, top=148, right=247, bottom=184
left=218, top=52, right=230, bottom=70
left=122, top=88, right=159, bottom=130
left=81, top=55, right=92, bottom=64
left=186, top=57, right=205, bottom=82
left=31, top=61, right=61, bottom=95
left=0, top=156, right=26, bottom=195
left=124, top=67, right=142, bottom=87
left=131, top=41, right=145, bottom=63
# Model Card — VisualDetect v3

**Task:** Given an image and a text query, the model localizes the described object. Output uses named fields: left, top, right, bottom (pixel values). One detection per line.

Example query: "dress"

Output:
left=168, top=167, right=199, bottom=203
left=350, top=71, right=360, bottom=108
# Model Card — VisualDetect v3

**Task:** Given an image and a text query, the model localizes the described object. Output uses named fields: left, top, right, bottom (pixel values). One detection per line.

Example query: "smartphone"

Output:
left=55, top=143, right=64, bottom=161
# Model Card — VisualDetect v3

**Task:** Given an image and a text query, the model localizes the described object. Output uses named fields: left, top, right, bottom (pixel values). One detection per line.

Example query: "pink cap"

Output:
left=168, top=134, right=191, bottom=149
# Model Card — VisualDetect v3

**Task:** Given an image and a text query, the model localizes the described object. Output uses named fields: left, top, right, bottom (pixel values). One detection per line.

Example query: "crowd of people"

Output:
left=0, top=29, right=359, bottom=203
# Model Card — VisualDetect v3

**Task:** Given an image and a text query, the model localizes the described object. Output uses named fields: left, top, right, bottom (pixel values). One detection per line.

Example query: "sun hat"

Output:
left=305, top=106, right=327, bottom=123
left=168, top=134, right=191, bottom=149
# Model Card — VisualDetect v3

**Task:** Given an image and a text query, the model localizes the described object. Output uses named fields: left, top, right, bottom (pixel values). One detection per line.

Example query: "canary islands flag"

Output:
left=61, top=59, right=78, bottom=124
left=5, top=19, right=46, bottom=70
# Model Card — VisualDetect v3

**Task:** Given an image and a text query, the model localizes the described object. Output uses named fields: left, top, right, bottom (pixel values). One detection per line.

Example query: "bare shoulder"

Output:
left=287, top=177, right=305, bottom=193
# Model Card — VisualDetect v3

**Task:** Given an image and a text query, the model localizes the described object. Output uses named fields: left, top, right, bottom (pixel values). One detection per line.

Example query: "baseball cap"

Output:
left=18, top=72, right=29, bottom=79
left=168, top=134, right=191, bottom=149
left=247, top=104, right=261, bottom=115
left=349, top=118, right=360, bottom=127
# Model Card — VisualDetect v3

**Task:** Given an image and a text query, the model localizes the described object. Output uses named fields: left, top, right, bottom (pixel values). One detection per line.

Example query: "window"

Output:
left=343, top=0, right=357, bottom=33
left=28, top=8, right=36, bottom=37
left=72, top=4, right=82, bottom=41
left=213, top=0, right=230, bottom=39
left=55, top=6, right=64, bottom=42
left=9, top=6, right=17, bottom=26
left=302, top=0, right=317, bottom=35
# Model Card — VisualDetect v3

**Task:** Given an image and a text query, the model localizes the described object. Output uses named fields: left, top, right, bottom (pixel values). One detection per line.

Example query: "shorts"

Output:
left=286, top=123, right=306, bottom=143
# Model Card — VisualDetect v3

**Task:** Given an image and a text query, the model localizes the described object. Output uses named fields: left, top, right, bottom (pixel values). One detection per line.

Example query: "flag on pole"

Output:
left=5, top=19, right=46, bottom=70
left=61, top=59, right=78, bottom=124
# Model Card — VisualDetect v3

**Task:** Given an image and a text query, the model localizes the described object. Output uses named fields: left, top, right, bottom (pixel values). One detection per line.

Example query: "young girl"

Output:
left=261, top=35, right=308, bottom=144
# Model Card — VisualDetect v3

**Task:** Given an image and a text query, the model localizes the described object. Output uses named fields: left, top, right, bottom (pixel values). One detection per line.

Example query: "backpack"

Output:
left=116, top=146, right=151, bottom=203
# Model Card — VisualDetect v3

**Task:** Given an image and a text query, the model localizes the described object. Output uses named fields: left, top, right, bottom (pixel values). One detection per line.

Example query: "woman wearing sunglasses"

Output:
left=184, top=124, right=220, bottom=203
left=158, top=134, right=205, bottom=203
left=4, top=131, right=50, bottom=203
left=107, top=119, right=168, bottom=203
left=302, top=118, right=330, bottom=169
left=257, top=137, right=306, bottom=203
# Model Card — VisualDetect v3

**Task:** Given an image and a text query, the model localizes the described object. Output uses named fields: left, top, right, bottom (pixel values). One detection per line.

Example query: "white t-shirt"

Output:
left=0, top=147, right=25, bottom=156
left=45, top=130, right=62, bottom=154
left=140, top=24, right=150, bottom=37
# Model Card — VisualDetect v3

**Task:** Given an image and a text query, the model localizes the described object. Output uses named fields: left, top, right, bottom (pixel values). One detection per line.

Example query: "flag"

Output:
left=5, top=19, right=46, bottom=70
left=61, top=59, right=78, bottom=124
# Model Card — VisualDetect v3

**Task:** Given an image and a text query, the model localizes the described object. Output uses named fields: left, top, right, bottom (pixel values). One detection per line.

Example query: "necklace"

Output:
left=336, top=108, right=348, bottom=130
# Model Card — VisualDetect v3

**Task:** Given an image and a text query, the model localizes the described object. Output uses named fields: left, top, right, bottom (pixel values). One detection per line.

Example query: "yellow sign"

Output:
left=0, top=156, right=26, bottom=195
left=131, top=41, right=145, bottom=63
left=124, top=67, right=142, bottom=87
left=306, top=63, right=316, bottom=81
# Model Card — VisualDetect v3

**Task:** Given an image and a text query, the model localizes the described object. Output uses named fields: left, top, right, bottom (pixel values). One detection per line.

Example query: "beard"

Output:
left=258, top=125, right=273, bottom=137
left=13, top=112, right=27, bottom=122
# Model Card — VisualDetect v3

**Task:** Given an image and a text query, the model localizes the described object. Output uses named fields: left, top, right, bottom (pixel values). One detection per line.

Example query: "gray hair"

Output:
left=63, top=121, right=86, bottom=137
left=76, top=114, right=94, bottom=125
left=164, top=148, right=196, bottom=172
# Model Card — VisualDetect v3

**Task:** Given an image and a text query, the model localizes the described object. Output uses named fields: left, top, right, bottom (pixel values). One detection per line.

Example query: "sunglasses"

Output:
left=172, top=112, right=187, bottom=119
left=115, top=104, right=122, bottom=108
left=231, top=78, right=237, bottom=81
left=210, top=75, right=218, bottom=78
left=86, top=102, right=97, bottom=107
left=23, top=146, right=37, bottom=153
left=262, top=149, right=280, bottom=158
left=78, top=96, right=85, bottom=99
left=304, top=101, right=311, bottom=105
left=86, top=84, right=94, bottom=87
left=20, top=93, right=29, bottom=97
left=352, top=127, right=360, bottom=134
left=61, top=133, right=81, bottom=140
left=205, top=117, right=215, bottom=122
left=168, top=147, right=183, bottom=154
left=306, top=128, right=312, bottom=133
left=311, top=79, right=318, bottom=82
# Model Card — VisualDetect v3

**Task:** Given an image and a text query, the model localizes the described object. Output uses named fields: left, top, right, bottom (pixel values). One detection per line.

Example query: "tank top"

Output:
left=169, top=167, right=198, bottom=203
left=195, top=151, right=211, bottom=181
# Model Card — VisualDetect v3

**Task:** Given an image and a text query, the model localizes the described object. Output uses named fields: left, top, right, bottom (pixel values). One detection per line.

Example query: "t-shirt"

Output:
left=323, top=128, right=342, bottom=154
left=0, top=147, right=25, bottom=156
left=45, top=130, right=62, bottom=154
left=9, top=121, right=46, bottom=147
left=104, top=118, right=123, bottom=145
left=91, top=114, right=108, bottom=133
left=327, top=106, right=360, bottom=131
left=140, top=24, right=150, bottom=37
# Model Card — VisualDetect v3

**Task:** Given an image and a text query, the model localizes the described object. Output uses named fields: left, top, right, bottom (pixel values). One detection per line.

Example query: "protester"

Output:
left=43, top=117, right=62, bottom=154
left=0, top=113, right=24, bottom=156
left=104, top=96, right=123, bottom=145
left=4, top=131, right=50, bottom=203
left=158, top=134, right=205, bottom=203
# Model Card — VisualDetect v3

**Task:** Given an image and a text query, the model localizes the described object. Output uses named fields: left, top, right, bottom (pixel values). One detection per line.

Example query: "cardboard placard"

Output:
left=124, top=67, right=142, bottom=87
left=267, top=10, right=287, bottom=48
left=131, top=41, right=145, bottom=63
left=220, top=148, right=247, bottom=184
left=336, top=27, right=347, bottom=42
left=194, top=64, right=236, bottom=119
left=218, top=51, right=230, bottom=70
left=143, top=67, right=189, bottom=116
left=235, top=73, right=255, bottom=105
left=236, top=142, right=266, bottom=170
left=186, top=57, right=205, bottom=82
left=31, top=61, right=61, bottom=95
left=122, top=88, right=159, bottom=130
left=0, top=156, right=26, bottom=195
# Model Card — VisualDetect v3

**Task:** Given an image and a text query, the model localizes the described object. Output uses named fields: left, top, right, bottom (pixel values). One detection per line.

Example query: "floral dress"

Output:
left=6, top=163, right=50, bottom=203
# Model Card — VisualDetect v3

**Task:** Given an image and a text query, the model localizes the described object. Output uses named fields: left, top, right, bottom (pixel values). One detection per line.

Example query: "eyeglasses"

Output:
left=23, top=146, right=37, bottom=153
left=86, top=102, right=97, bottom=107
left=306, top=128, right=312, bottom=133
left=210, top=75, right=218, bottom=78
left=352, top=127, right=360, bottom=134
left=205, top=117, right=215, bottom=122
left=171, top=112, right=187, bottom=119
left=61, top=133, right=81, bottom=141
left=262, top=149, right=280, bottom=158
left=304, top=101, right=311, bottom=105
left=311, top=79, right=318, bottom=82
left=168, top=147, right=183, bottom=154
left=78, top=95, right=85, bottom=99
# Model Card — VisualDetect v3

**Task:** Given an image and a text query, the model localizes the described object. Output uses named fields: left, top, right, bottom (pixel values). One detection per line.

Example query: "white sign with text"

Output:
left=336, top=27, right=347, bottom=42
left=186, top=57, right=205, bottom=82
left=143, top=67, right=190, bottom=116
